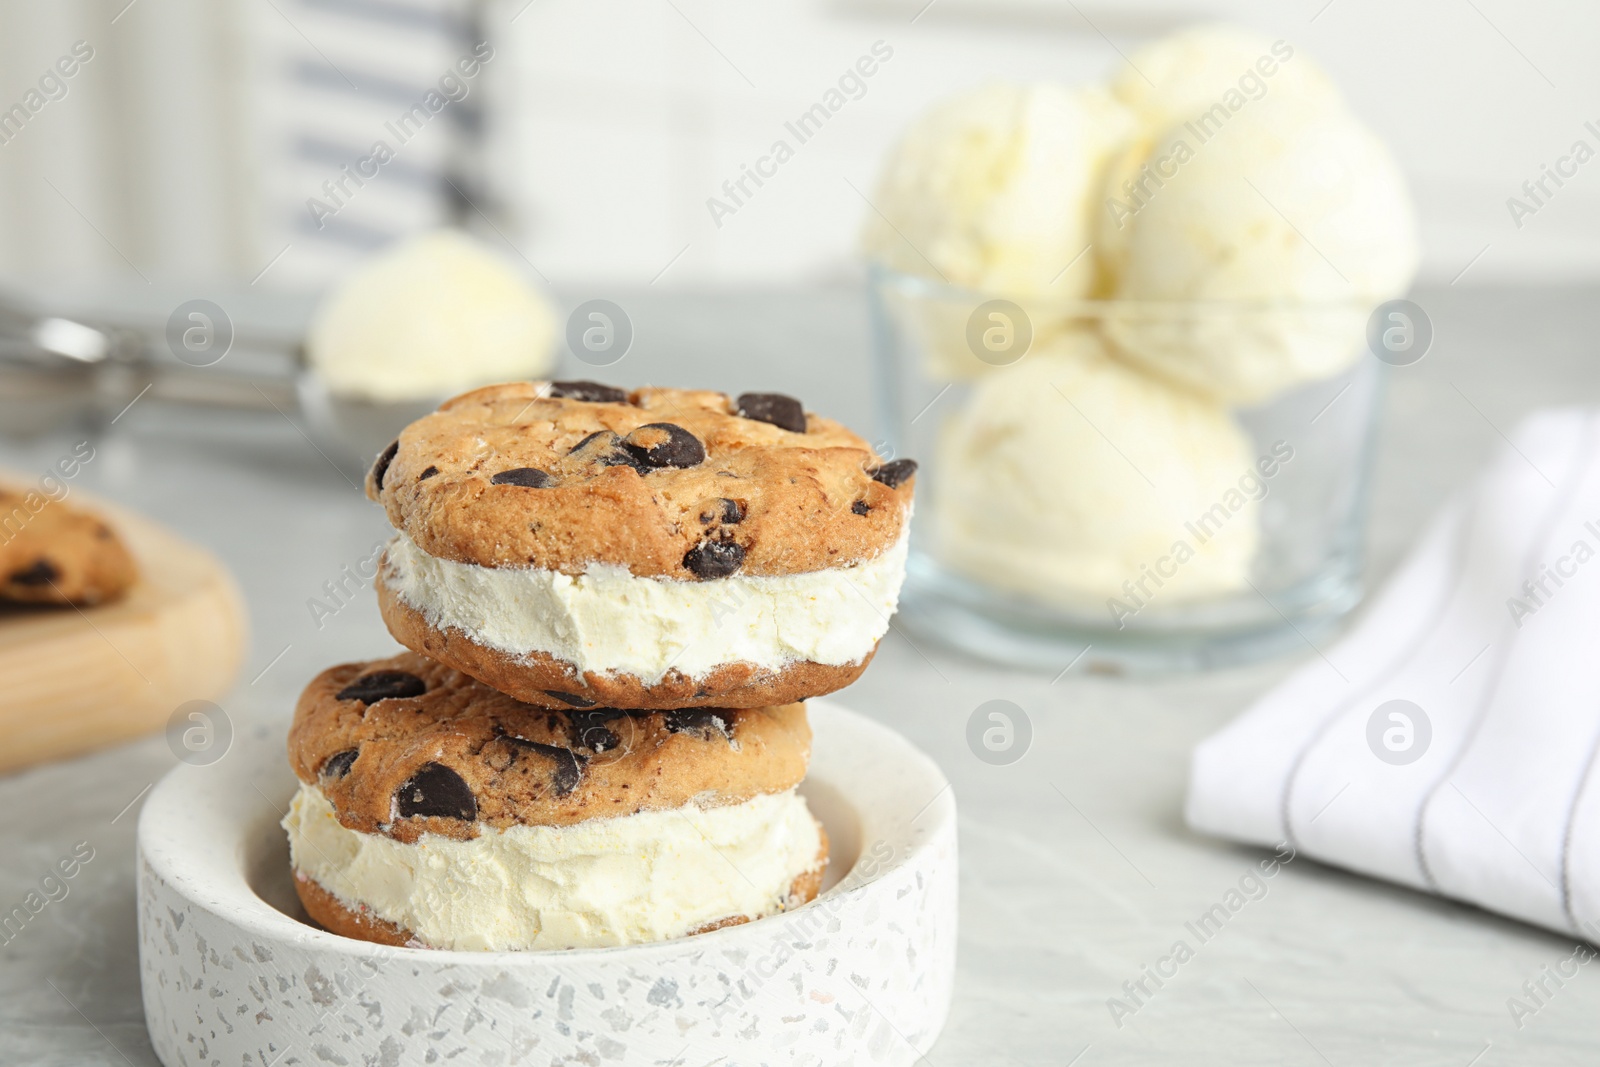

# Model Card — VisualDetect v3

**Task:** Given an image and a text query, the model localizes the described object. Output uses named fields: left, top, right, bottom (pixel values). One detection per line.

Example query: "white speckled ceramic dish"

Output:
left=136, top=699, right=958, bottom=1066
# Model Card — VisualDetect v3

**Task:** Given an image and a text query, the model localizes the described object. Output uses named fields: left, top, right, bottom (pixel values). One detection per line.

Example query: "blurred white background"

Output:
left=0, top=0, right=1595, bottom=291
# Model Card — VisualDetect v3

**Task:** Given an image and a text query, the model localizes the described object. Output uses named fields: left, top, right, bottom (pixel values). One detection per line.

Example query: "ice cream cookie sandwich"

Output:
left=283, top=652, right=827, bottom=951
left=366, top=381, right=916, bottom=710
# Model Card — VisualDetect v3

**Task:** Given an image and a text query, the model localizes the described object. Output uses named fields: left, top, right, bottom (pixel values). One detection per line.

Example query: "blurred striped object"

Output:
left=245, top=0, right=490, bottom=285
left=0, top=0, right=490, bottom=291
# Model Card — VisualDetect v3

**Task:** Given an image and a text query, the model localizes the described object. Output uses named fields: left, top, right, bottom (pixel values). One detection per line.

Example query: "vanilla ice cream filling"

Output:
left=283, top=784, right=824, bottom=951
left=383, top=527, right=909, bottom=681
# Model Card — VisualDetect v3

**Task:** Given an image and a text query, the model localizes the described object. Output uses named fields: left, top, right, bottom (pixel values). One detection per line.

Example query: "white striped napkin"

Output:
left=247, top=0, right=485, bottom=285
left=1189, top=407, right=1600, bottom=939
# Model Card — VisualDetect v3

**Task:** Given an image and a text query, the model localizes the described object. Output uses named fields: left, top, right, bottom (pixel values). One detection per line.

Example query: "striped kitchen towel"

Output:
left=246, top=0, right=490, bottom=286
left=1189, top=407, right=1600, bottom=940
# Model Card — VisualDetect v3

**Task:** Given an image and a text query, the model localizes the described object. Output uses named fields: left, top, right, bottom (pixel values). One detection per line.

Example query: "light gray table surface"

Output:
left=2, top=283, right=1598, bottom=1066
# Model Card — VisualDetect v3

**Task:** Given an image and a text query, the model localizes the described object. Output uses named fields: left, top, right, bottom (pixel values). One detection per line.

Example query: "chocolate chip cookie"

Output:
left=287, top=652, right=813, bottom=842
left=0, top=487, right=136, bottom=605
left=366, top=381, right=913, bottom=577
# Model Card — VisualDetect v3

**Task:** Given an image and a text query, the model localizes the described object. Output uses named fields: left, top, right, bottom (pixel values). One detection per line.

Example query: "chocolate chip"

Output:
left=544, top=689, right=597, bottom=708
left=623, top=423, right=705, bottom=470
left=543, top=747, right=585, bottom=795
left=419, top=466, right=439, bottom=480
left=568, top=709, right=627, bottom=753
left=736, top=392, right=806, bottom=433
left=700, top=498, right=745, bottom=525
left=371, top=440, right=399, bottom=492
left=664, top=710, right=734, bottom=744
left=491, top=467, right=554, bottom=488
left=869, top=458, right=918, bottom=489
left=851, top=500, right=871, bottom=516
left=569, top=430, right=646, bottom=472
left=335, top=670, right=427, bottom=704
left=320, top=749, right=358, bottom=779
left=502, top=734, right=587, bottom=796
left=683, top=540, right=745, bottom=579
left=550, top=380, right=628, bottom=404
left=396, top=762, right=476, bottom=820
left=9, top=559, right=58, bottom=586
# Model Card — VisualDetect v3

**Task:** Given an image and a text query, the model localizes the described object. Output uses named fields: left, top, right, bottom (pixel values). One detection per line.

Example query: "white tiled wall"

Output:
left=488, top=0, right=1118, bottom=285
left=485, top=0, right=1600, bottom=287
left=0, top=0, right=1595, bottom=291
left=0, top=0, right=248, bottom=282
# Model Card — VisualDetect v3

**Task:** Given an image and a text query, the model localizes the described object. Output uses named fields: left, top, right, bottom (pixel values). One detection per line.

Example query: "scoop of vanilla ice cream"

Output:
left=307, top=230, right=557, bottom=402
left=1097, top=27, right=1346, bottom=296
left=1110, top=25, right=1344, bottom=131
left=1103, top=98, right=1419, bottom=404
left=863, top=82, right=1136, bottom=300
left=934, top=334, right=1259, bottom=609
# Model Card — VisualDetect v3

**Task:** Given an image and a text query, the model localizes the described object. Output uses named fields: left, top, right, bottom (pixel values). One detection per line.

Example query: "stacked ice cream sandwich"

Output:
left=283, top=380, right=916, bottom=950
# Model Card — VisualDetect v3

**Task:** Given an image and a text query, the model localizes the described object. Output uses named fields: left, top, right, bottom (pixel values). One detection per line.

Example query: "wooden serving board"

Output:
left=0, top=492, right=247, bottom=774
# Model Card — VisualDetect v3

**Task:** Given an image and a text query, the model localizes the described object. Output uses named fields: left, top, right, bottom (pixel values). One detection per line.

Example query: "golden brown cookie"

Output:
left=0, top=487, right=136, bottom=605
left=288, top=652, right=812, bottom=844
left=365, top=380, right=917, bottom=578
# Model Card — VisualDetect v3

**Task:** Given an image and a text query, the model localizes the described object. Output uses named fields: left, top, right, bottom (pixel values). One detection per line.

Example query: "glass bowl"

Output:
left=867, top=266, right=1388, bottom=674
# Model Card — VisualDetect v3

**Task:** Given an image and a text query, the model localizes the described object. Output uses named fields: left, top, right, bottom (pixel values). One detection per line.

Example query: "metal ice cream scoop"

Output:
left=0, top=289, right=425, bottom=476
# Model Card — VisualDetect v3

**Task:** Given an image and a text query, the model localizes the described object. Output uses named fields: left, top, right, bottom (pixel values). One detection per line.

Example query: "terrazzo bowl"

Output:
left=136, top=700, right=958, bottom=1066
